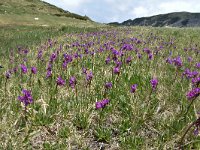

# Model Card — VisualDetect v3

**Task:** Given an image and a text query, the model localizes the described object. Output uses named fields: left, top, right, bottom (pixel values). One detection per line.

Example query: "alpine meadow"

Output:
left=0, top=0, right=200, bottom=149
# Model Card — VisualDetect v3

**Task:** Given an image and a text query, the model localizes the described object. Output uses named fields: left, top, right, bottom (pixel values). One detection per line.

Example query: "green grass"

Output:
left=0, top=25, right=102, bottom=61
left=0, top=26, right=200, bottom=149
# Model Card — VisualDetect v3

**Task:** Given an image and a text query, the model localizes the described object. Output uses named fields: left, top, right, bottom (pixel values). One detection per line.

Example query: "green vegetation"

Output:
left=1, top=0, right=200, bottom=150
left=0, top=0, right=90, bottom=21
left=0, top=26, right=200, bottom=149
left=0, top=25, right=101, bottom=60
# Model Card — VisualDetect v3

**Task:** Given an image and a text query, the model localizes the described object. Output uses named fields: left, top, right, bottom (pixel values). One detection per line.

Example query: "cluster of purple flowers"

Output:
left=192, top=77, right=200, bottom=87
left=183, top=69, right=198, bottom=79
left=95, top=99, right=110, bottom=109
left=18, top=89, right=33, bottom=107
left=63, top=53, right=73, bottom=63
left=173, top=56, right=182, bottom=67
left=186, top=88, right=200, bottom=100
left=166, top=57, right=173, bottom=64
left=56, top=76, right=66, bottom=86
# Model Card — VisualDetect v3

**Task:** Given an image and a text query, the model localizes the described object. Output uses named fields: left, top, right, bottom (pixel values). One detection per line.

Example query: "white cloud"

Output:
left=42, top=0, right=200, bottom=23
left=131, top=6, right=149, bottom=18
left=60, top=0, right=92, bottom=8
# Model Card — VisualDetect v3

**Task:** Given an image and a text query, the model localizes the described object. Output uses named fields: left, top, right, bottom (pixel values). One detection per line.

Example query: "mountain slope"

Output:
left=109, top=12, right=200, bottom=27
left=0, top=0, right=97, bottom=26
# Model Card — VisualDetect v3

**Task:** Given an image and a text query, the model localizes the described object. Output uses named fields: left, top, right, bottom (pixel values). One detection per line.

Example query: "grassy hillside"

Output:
left=0, top=0, right=91, bottom=21
left=0, top=0, right=102, bottom=26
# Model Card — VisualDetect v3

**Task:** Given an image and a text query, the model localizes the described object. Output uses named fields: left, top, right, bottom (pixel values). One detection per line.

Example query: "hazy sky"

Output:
left=42, top=0, right=200, bottom=23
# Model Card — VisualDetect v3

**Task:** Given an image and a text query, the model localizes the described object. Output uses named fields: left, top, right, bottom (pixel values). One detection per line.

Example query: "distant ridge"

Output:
left=109, top=12, right=200, bottom=27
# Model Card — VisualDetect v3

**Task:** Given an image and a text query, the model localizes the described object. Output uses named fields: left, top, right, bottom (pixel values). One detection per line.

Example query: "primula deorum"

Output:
left=130, top=84, right=137, bottom=93
left=113, top=67, right=120, bottom=75
left=20, top=64, right=28, bottom=74
left=18, top=89, right=33, bottom=107
left=31, top=67, right=37, bottom=74
left=95, top=99, right=110, bottom=109
left=56, top=76, right=66, bottom=86
left=150, top=78, right=158, bottom=91
left=69, top=76, right=76, bottom=89
left=186, top=88, right=200, bottom=100
left=105, top=82, right=112, bottom=89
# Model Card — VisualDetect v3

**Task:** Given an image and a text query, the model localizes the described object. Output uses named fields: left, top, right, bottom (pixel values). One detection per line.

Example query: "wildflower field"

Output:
left=0, top=26, right=200, bottom=149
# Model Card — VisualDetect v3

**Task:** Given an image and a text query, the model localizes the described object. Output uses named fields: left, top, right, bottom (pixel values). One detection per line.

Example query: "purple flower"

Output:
left=62, top=61, right=68, bottom=69
left=82, top=67, right=87, bottom=74
left=166, top=57, right=173, bottom=64
left=113, top=67, right=120, bottom=75
left=186, top=88, right=200, bottom=100
left=126, top=56, right=132, bottom=64
left=173, top=56, right=182, bottom=67
left=5, top=71, right=11, bottom=79
left=105, top=56, right=111, bottom=64
left=196, top=63, right=200, bottom=69
left=47, top=63, right=52, bottom=71
left=46, top=70, right=52, bottom=78
left=148, top=53, right=153, bottom=60
left=137, top=53, right=142, bottom=59
left=150, top=78, right=158, bottom=91
left=69, top=76, right=76, bottom=89
left=183, top=69, right=198, bottom=79
left=188, top=57, right=193, bottom=62
left=13, top=67, right=18, bottom=73
left=95, top=99, right=110, bottom=109
left=115, top=61, right=122, bottom=67
left=23, top=49, right=29, bottom=54
left=20, top=64, right=28, bottom=74
left=56, top=76, right=65, bottom=86
left=194, top=117, right=200, bottom=136
left=18, top=89, right=33, bottom=107
left=105, top=82, right=112, bottom=89
left=192, top=77, right=200, bottom=86
left=50, top=53, right=57, bottom=62
left=143, top=48, right=151, bottom=54
left=37, top=50, right=43, bottom=59
left=86, top=71, right=93, bottom=82
left=130, top=84, right=137, bottom=93
left=64, top=54, right=73, bottom=63
left=31, top=67, right=37, bottom=74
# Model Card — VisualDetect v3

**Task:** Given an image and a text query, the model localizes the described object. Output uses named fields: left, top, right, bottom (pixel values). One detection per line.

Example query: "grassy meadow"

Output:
left=0, top=25, right=200, bottom=150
